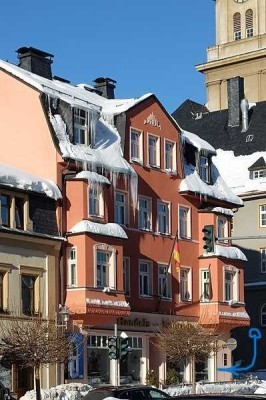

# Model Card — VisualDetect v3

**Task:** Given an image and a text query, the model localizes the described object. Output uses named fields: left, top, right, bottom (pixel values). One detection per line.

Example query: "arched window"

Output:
left=246, top=9, right=253, bottom=38
left=261, top=303, right=266, bottom=326
left=233, top=13, right=241, bottom=41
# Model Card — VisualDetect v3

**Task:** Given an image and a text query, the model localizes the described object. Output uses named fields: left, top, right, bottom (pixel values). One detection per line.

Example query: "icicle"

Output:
left=129, top=172, right=138, bottom=217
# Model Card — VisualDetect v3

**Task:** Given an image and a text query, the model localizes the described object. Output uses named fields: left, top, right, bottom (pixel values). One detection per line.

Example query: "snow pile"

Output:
left=204, top=244, right=247, bottom=261
left=0, top=163, right=61, bottom=200
left=214, top=150, right=266, bottom=196
left=165, top=380, right=259, bottom=396
left=182, top=130, right=216, bottom=154
left=20, top=383, right=93, bottom=400
left=68, top=220, right=128, bottom=239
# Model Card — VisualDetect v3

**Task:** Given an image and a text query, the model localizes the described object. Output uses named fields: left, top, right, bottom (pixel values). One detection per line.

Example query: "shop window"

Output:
left=259, top=204, right=266, bottom=227
left=138, top=196, right=152, bottom=231
left=233, top=12, right=241, bottom=40
left=148, top=134, right=160, bottom=167
left=158, top=264, right=171, bottom=299
left=200, top=269, right=210, bottom=302
left=130, top=128, right=143, bottom=162
left=261, top=303, right=266, bottom=326
left=165, top=140, right=176, bottom=172
left=115, top=191, right=127, bottom=225
left=139, top=260, right=152, bottom=297
left=180, top=268, right=192, bottom=301
left=157, top=201, right=170, bottom=235
left=94, top=244, right=116, bottom=290
left=88, top=185, right=104, bottom=218
left=123, top=257, right=130, bottom=295
left=67, top=247, right=77, bottom=287
left=178, top=205, right=191, bottom=239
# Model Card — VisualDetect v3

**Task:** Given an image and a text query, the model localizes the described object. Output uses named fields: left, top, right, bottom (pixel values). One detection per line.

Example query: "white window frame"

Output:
left=158, top=264, right=172, bottom=299
left=200, top=269, right=210, bottom=302
left=123, top=257, right=130, bottom=295
left=178, top=205, right=191, bottom=239
left=199, top=155, right=210, bottom=183
left=180, top=267, right=192, bottom=302
left=88, top=185, right=104, bottom=218
left=217, top=216, right=228, bottom=243
left=157, top=201, right=171, bottom=235
left=261, top=249, right=266, bottom=273
left=259, top=204, right=266, bottom=227
left=234, top=31, right=241, bottom=40
left=253, top=170, right=265, bottom=179
left=148, top=134, right=160, bottom=167
left=138, top=196, right=152, bottom=231
left=164, top=139, right=176, bottom=172
left=94, top=244, right=117, bottom=290
left=115, top=190, right=128, bottom=226
left=130, top=128, right=143, bottom=162
left=67, top=247, right=78, bottom=287
left=73, top=108, right=89, bottom=145
left=261, top=303, right=266, bottom=327
left=139, top=260, right=152, bottom=297
left=224, top=266, right=239, bottom=302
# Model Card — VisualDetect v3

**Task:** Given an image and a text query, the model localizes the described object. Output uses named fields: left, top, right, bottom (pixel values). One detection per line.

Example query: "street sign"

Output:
left=226, top=338, right=237, bottom=351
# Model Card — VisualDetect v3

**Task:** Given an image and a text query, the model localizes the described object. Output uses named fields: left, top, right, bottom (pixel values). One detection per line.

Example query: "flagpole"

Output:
left=156, top=228, right=180, bottom=312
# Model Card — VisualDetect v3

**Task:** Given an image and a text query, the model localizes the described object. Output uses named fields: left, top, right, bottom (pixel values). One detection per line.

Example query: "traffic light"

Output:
left=119, top=335, right=129, bottom=359
left=108, top=336, right=118, bottom=360
left=202, top=225, right=215, bottom=253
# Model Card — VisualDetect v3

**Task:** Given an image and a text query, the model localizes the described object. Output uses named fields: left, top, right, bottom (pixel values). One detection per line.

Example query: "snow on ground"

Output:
left=20, top=380, right=266, bottom=400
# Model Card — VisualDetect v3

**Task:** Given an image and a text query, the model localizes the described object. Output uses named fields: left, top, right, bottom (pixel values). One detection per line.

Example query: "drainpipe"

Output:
left=240, top=98, right=249, bottom=132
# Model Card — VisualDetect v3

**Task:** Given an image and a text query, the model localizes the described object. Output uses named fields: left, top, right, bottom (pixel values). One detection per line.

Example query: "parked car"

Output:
left=82, top=385, right=171, bottom=400
left=171, top=396, right=266, bottom=400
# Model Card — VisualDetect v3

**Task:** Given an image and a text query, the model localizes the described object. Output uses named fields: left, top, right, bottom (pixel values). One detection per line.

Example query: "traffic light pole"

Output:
left=114, top=323, right=120, bottom=386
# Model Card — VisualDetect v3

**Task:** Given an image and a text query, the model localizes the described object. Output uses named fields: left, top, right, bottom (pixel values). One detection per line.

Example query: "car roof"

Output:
left=170, top=396, right=266, bottom=399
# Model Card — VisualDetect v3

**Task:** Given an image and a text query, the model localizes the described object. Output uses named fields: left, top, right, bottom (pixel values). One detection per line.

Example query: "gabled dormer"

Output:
left=248, top=157, right=266, bottom=179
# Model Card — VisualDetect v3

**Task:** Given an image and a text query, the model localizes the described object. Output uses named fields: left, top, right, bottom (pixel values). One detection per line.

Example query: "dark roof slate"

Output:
left=172, top=99, right=266, bottom=157
left=248, top=157, right=266, bottom=170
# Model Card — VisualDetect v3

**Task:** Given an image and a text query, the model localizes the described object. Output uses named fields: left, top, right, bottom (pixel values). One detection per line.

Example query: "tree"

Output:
left=0, top=316, right=73, bottom=400
left=156, top=321, right=225, bottom=392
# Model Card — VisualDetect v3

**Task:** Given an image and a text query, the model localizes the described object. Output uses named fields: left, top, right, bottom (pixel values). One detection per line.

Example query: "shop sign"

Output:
left=117, top=317, right=151, bottom=327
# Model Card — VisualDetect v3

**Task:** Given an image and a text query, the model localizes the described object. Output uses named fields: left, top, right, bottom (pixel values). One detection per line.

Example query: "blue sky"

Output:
left=1, top=1, right=215, bottom=113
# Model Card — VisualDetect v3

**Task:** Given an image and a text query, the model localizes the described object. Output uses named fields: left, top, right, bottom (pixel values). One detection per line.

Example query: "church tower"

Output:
left=197, top=0, right=266, bottom=111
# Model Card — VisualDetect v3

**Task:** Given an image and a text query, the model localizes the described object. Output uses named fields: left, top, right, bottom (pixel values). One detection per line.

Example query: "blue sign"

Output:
left=67, top=333, right=84, bottom=379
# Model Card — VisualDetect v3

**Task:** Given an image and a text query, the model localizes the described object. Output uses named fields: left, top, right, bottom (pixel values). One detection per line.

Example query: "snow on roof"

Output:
left=210, top=244, right=247, bottom=261
left=180, top=163, right=243, bottom=206
left=0, top=163, right=61, bottom=200
left=212, top=207, right=234, bottom=216
left=68, top=220, right=128, bottom=239
left=182, top=130, right=216, bottom=154
left=75, top=171, right=111, bottom=185
left=213, top=149, right=266, bottom=197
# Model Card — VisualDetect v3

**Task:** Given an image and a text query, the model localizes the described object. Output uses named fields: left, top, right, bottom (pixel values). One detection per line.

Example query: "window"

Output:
left=261, top=303, right=266, bottom=326
left=138, top=196, right=152, bottom=231
left=199, top=155, right=210, bottom=183
left=148, top=135, right=160, bottom=167
left=88, top=185, right=104, bottom=217
left=224, top=269, right=238, bottom=302
left=178, top=206, right=191, bottom=239
left=157, top=201, right=170, bottom=234
left=96, top=251, right=109, bottom=288
left=123, top=257, right=130, bottom=295
left=21, top=275, right=36, bottom=315
left=165, top=140, right=176, bottom=171
left=246, top=9, right=253, bottom=38
left=180, top=268, right=191, bottom=301
left=223, top=353, right=228, bottom=367
left=252, top=170, right=265, bottom=179
left=261, top=249, right=266, bottom=273
left=139, top=261, right=152, bottom=297
left=217, top=216, right=228, bottom=243
left=130, top=128, right=142, bottom=161
left=67, top=247, right=77, bottom=287
left=158, top=264, right=171, bottom=299
left=73, top=108, right=97, bottom=146
left=259, top=205, right=266, bottom=227
left=200, top=270, right=210, bottom=302
left=233, top=12, right=241, bottom=40
left=0, top=192, right=29, bottom=230
left=115, top=191, right=127, bottom=225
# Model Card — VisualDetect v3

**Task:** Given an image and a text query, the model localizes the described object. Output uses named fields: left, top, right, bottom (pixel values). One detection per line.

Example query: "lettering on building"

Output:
left=144, top=112, right=162, bottom=129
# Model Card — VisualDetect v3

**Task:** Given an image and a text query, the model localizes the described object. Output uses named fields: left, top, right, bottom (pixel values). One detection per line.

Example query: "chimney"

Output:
left=227, top=76, right=245, bottom=127
left=93, top=77, right=116, bottom=99
left=16, top=46, right=54, bottom=80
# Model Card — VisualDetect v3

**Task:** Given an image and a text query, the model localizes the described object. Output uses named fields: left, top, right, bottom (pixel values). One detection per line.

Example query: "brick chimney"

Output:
left=227, top=76, right=245, bottom=128
left=93, top=77, right=116, bottom=99
left=16, top=46, right=54, bottom=80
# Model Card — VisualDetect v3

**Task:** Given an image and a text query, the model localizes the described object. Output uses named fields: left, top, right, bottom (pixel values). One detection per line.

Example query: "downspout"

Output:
left=240, top=98, right=249, bottom=133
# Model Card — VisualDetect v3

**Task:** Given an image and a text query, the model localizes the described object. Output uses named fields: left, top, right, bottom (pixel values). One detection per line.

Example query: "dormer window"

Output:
left=0, top=191, right=28, bottom=230
left=252, top=170, right=266, bottom=179
left=73, top=108, right=97, bottom=146
left=199, top=154, right=210, bottom=183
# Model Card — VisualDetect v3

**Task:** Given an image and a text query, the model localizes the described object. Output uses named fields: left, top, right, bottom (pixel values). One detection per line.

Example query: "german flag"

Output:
left=173, top=239, right=181, bottom=271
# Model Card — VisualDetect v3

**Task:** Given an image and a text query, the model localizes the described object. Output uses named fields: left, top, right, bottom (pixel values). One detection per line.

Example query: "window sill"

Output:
left=158, top=232, right=171, bottom=236
left=180, top=298, right=192, bottom=303
left=139, top=294, right=153, bottom=299
left=160, top=296, right=172, bottom=301
left=139, top=227, right=152, bottom=232
left=131, top=158, right=143, bottom=165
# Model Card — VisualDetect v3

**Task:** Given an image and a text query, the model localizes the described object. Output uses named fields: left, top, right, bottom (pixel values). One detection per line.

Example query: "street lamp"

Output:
left=57, top=304, right=69, bottom=329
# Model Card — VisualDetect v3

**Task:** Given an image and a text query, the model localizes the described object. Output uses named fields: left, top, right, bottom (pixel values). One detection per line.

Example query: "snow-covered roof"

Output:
left=0, top=163, right=61, bottom=200
left=205, top=244, right=247, bottom=261
left=212, top=207, right=234, bottom=216
left=75, top=171, right=111, bottom=185
left=213, top=149, right=266, bottom=197
left=182, top=130, right=216, bottom=154
left=180, top=163, right=243, bottom=206
left=68, top=220, right=128, bottom=239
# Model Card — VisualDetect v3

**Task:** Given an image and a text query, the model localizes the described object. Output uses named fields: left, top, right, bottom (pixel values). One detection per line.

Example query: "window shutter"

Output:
left=245, top=9, right=253, bottom=30
left=233, top=12, right=241, bottom=32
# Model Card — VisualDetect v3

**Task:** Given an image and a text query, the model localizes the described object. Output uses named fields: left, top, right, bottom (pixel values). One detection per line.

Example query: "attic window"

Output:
left=251, top=170, right=266, bottom=179
left=73, top=108, right=98, bottom=146
left=199, top=152, right=211, bottom=183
